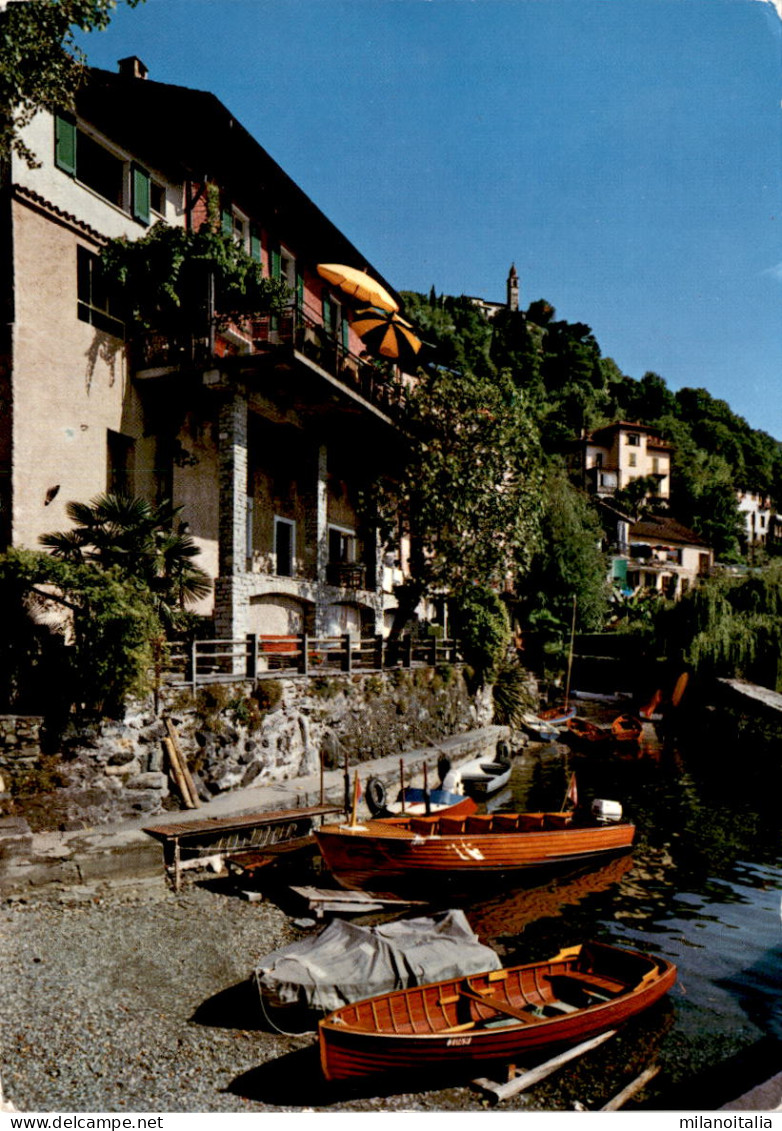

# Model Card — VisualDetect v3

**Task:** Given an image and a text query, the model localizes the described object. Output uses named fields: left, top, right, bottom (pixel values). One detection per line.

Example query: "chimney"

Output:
left=118, top=56, right=148, bottom=80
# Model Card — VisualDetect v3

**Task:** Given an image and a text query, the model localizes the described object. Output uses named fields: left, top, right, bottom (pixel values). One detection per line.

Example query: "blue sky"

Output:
left=76, top=0, right=782, bottom=437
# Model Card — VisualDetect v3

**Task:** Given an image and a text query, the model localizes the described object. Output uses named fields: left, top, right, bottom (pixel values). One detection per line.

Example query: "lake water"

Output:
left=454, top=719, right=782, bottom=1109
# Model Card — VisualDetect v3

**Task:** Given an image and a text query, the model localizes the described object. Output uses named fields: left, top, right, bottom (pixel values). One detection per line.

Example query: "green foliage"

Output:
left=659, top=565, right=782, bottom=690
left=452, top=585, right=511, bottom=682
left=1, top=0, right=145, bottom=167
left=0, top=548, right=160, bottom=718
left=101, top=219, right=289, bottom=334
left=492, top=660, right=535, bottom=727
left=520, top=467, right=610, bottom=632
left=40, top=493, right=211, bottom=631
left=254, top=679, right=283, bottom=712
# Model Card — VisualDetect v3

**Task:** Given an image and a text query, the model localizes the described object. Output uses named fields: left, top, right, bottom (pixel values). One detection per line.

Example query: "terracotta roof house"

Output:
left=1, top=57, right=418, bottom=645
left=584, top=421, right=672, bottom=503
left=614, top=515, right=713, bottom=600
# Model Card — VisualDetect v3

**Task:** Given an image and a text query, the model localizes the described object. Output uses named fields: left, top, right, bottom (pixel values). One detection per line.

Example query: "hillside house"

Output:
left=1, top=57, right=417, bottom=643
left=614, top=515, right=713, bottom=600
left=584, top=422, right=671, bottom=503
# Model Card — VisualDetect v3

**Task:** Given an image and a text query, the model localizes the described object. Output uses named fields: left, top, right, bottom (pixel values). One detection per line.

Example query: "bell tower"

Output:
left=507, top=263, right=519, bottom=312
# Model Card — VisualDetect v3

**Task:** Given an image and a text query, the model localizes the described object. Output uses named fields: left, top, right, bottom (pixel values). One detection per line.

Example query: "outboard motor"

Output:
left=591, top=799, right=624, bottom=823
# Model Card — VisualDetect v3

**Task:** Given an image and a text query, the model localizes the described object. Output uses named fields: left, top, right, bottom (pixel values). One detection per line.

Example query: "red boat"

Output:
left=611, top=714, right=644, bottom=745
left=314, top=806, right=635, bottom=893
left=566, top=716, right=612, bottom=749
left=318, top=939, right=676, bottom=1082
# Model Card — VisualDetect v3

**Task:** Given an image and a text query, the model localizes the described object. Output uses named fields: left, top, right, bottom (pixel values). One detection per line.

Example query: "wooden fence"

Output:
left=162, top=633, right=461, bottom=691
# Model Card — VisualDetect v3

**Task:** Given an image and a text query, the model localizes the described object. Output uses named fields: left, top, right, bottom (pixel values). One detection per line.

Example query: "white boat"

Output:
left=364, top=778, right=472, bottom=818
left=441, top=749, right=513, bottom=798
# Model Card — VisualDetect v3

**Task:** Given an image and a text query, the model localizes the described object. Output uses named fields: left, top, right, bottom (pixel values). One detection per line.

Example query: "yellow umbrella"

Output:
left=351, top=307, right=422, bottom=364
left=317, top=264, right=399, bottom=313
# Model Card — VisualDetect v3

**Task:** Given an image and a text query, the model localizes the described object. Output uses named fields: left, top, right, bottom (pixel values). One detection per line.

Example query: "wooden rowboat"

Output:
left=314, top=807, right=635, bottom=893
left=566, top=716, right=612, bottom=750
left=611, top=714, right=644, bottom=745
left=318, top=939, right=677, bottom=1082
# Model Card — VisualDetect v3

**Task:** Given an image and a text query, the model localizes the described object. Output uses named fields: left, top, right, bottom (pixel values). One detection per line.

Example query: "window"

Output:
left=107, top=430, right=135, bottom=496
left=328, top=525, right=356, bottom=564
left=55, top=113, right=150, bottom=224
left=274, top=517, right=295, bottom=577
left=77, top=246, right=125, bottom=337
left=150, top=180, right=166, bottom=216
left=628, top=453, right=637, bottom=468
left=627, top=433, right=640, bottom=446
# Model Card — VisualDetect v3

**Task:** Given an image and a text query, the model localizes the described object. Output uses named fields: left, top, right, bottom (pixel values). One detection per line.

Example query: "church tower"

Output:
left=507, top=263, right=519, bottom=312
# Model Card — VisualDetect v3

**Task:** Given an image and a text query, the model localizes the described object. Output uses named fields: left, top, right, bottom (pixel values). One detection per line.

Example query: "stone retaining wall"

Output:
left=15, top=666, right=495, bottom=829
left=0, top=716, right=44, bottom=782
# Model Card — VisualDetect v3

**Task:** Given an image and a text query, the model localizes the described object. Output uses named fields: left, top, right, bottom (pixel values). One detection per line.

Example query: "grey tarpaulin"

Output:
left=254, top=909, right=501, bottom=1015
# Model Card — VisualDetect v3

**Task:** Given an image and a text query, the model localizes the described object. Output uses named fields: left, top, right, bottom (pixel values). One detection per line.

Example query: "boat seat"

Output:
left=547, top=971, right=625, bottom=1003
left=465, top=815, right=494, bottom=834
left=517, top=813, right=545, bottom=831
left=438, top=816, right=466, bottom=835
left=545, top=813, right=573, bottom=829
left=492, top=814, right=520, bottom=832
left=409, top=817, right=438, bottom=837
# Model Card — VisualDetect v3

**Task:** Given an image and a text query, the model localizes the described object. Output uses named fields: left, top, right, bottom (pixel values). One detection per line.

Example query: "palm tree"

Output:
left=40, top=494, right=211, bottom=629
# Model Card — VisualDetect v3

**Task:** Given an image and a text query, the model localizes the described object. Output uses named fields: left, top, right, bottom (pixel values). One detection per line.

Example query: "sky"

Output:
left=74, top=0, right=782, bottom=438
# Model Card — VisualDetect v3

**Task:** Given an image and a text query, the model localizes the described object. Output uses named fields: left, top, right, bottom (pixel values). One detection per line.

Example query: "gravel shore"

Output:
left=0, top=871, right=674, bottom=1114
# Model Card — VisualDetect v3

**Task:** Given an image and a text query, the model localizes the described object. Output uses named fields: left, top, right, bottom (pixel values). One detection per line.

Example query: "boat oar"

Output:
left=399, top=758, right=406, bottom=814
left=350, top=771, right=361, bottom=827
left=423, top=762, right=431, bottom=816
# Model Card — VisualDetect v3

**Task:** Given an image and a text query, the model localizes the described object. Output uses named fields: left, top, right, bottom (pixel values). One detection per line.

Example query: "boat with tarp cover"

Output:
left=318, top=940, right=676, bottom=1082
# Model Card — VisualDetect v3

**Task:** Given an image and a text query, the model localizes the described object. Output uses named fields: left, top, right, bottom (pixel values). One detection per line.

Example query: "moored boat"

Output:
left=314, top=803, right=635, bottom=893
left=364, top=778, right=476, bottom=819
left=611, top=714, right=643, bottom=745
left=318, top=939, right=677, bottom=1082
left=566, top=716, right=612, bottom=750
left=441, top=754, right=512, bottom=798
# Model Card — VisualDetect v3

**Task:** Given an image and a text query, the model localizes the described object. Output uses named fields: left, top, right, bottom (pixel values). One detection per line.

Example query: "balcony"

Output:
left=131, top=306, right=409, bottom=420
left=326, top=562, right=367, bottom=589
left=585, top=465, right=619, bottom=495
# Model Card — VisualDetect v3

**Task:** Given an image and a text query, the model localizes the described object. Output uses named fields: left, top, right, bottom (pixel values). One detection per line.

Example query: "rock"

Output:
left=104, top=759, right=142, bottom=777
left=125, top=772, right=168, bottom=791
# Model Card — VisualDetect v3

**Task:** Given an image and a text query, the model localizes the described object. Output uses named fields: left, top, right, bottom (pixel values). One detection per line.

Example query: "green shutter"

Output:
left=54, top=114, right=77, bottom=175
left=131, top=164, right=150, bottom=225
left=296, top=271, right=304, bottom=310
left=322, top=295, right=332, bottom=333
left=249, top=223, right=262, bottom=263
left=341, top=314, right=350, bottom=350
left=221, top=206, right=233, bottom=235
left=270, top=247, right=281, bottom=279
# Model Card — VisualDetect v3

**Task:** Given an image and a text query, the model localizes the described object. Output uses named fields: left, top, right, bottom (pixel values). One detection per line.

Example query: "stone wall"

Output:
left=18, top=666, right=492, bottom=829
left=0, top=716, right=44, bottom=784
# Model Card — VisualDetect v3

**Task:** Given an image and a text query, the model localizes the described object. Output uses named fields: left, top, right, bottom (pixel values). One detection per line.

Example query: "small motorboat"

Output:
left=318, top=939, right=677, bottom=1082
left=611, top=714, right=643, bottom=745
left=364, top=776, right=475, bottom=819
left=440, top=744, right=513, bottom=798
left=520, top=713, right=563, bottom=742
left=565, top=716, right=612, bottom=750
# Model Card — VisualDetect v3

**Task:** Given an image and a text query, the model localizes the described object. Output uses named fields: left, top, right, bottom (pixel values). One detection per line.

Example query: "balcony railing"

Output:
left=163, top=633, right=462, bottom=689
left=131, top=306, right=409, bottom=419
left=326, top=562, right=367, bottom=589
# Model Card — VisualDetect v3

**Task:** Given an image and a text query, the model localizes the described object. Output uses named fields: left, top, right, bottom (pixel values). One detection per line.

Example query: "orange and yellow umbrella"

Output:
left=351, top=307, right=422, bottom=365
left=317, top=264, right=399, bottom=313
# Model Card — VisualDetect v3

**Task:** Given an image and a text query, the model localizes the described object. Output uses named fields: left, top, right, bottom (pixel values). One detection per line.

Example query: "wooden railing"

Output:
left=164, top=633, right=461, bottom=690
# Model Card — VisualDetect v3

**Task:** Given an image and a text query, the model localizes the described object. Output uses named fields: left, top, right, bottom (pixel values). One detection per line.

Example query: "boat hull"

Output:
left=314, top=812, right=635, bottom=893
left=318, top=940, right=676, bottom=1082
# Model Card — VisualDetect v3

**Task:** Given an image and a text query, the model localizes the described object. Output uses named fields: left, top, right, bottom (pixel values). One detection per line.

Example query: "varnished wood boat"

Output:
left=611, top=714, right=643, bottom=745
left=566, top=715, right=612, bottom=750
left=318, top=939, right=677, bottom=1081
left=314, top=806, right=635, bottom=893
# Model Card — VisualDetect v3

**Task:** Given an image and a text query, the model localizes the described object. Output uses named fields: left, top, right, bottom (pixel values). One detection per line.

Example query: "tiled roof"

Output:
left=629, top=515, right=709, bottom=547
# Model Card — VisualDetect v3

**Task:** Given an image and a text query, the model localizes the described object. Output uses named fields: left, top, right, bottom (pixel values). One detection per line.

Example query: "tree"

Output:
left=39, top=493, right=211, bottom=631
left=1, top=0, right=145, bottom=167
left=373, top=363, right=543, bottom=669
left=519, top=468, right=610, bottom=634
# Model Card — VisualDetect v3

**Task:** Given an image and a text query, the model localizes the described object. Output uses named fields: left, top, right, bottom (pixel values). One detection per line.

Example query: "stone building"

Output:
left=1, top=57, right=415, bottom=642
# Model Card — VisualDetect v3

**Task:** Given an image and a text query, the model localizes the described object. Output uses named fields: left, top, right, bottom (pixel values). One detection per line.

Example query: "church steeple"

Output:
left=507, top=263, right=519, bottom=312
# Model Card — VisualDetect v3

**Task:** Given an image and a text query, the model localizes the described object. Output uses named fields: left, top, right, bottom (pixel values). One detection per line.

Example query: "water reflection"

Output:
left=483, top=725, right=782, bottom=1104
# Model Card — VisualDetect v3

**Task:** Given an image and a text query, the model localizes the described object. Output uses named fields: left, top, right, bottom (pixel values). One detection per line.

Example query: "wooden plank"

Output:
left=472, top=1028, right=617, bottom=1104
left=600, top=1063, right=660, bottom=1111
left=144, top=804, right=341, bottom=842
left=162, top=736, right=197, bottom=810
left=164, top=717, right=200, bottom=808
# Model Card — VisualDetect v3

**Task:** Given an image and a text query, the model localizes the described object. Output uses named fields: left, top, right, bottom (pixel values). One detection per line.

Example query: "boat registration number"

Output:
left=446, top=1036, right=473, bottom=1047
